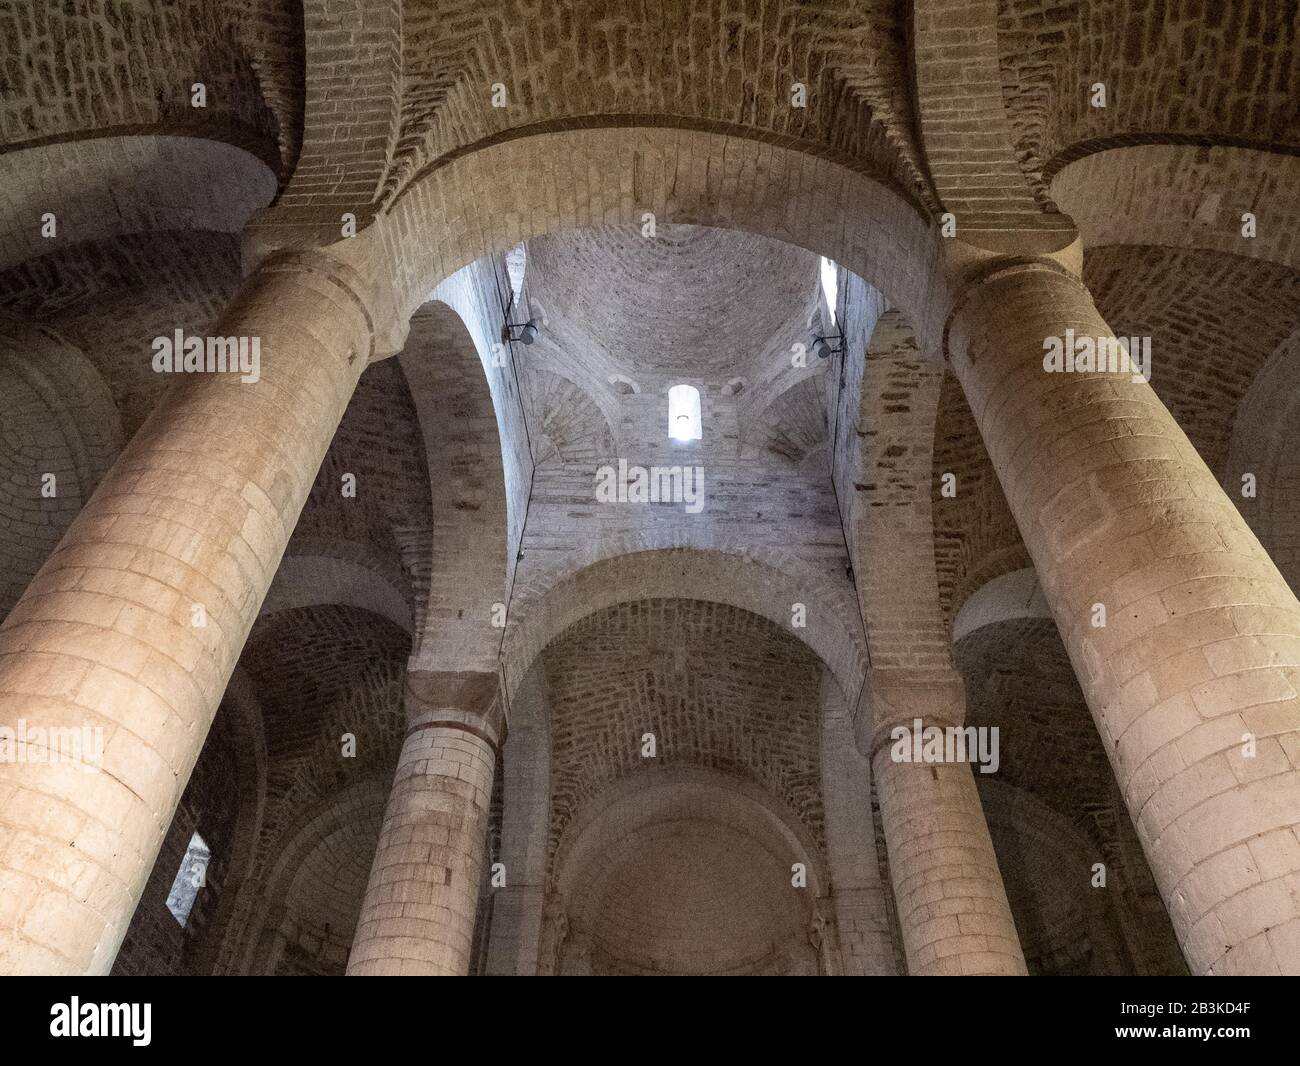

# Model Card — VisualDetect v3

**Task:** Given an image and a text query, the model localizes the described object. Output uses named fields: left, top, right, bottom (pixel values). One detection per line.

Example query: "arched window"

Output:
left=820, top=256, right=838, bottom=320
left=668, top=384, right=702, bottom=441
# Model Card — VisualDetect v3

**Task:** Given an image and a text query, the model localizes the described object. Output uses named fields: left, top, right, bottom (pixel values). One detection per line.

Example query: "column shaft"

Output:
left=0, top=253, right=373, bottom=974
left=868, top=671, right=1027, bottom=975
left=947, top=260, right=1300, bottom=974
left=347, top=670, right=501, bottom=976
left=484, top=885, right=546, bottom=975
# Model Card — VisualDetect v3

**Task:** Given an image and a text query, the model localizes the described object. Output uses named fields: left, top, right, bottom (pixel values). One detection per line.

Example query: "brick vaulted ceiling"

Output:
left=2, top=0, right=1299, bottom=980
left=997, top=0, right=1300, bottom=197
left=2, top=1, right=304, bottom=175
left=541, top=598, right=827, bottom=871
left=1, top=6, right=1295, bottom=700
left=390, top=0, right=928, bottom=205
left=526, top=224, right=819, bottom=384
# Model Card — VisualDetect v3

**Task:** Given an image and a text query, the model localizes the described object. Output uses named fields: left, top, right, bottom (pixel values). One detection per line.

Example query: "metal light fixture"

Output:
left=503, top=318, right=539, bottom=345
left=812, top=333, right=843, bottom=360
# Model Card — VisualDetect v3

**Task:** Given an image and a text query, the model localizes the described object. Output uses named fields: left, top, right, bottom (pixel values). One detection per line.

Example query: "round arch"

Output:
left=501, top=544, right=865, bottom=707
left=397, top=289, right=514, bottom=672
left=552, top=767, right=828, bottom=976
left=0, top=317, right=122, bottom=618
left=224, top=775, right=391, bottom=976
left=260, top=538, right=412, bottom=634
left=0, top=136, right=275, bottom=274
left=1051, top=145, right=1300, bottom=272
left=952, top=567, right=1052, bottom=643
left=839, top=308, right=953, bottom=671
left=197, top=665, right=269, bottom=976
left=977, top=777, right=1117, bottom=975
left=1224, top=321, right=1300, bottom=592
left=373, top=125, right=946, bottom=353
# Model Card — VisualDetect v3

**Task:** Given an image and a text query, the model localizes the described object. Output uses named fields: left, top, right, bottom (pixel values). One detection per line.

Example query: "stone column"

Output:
left=867, top=669, right=1027, bottom=975
left=484, top=885, right=546, bottom=975
left=0, top=251, right=376, bottom=976
left=347, top=669, right=502, bottom=976
left=821, top=676, right=899, bottom=974
left=945, top=257, right=1300, bottom=975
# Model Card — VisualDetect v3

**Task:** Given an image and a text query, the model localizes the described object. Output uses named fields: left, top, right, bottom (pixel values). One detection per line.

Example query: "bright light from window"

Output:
left=166, top=831, right=210, bottom=927
left=820, top=256, right=838, bottom=320
left=668, top=384, right=702, bottom=441
left=505, top=242, right=528, bottom=308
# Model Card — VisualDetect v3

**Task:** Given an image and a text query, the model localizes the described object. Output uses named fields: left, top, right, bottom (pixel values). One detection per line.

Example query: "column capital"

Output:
left=404, top=667, right=505, bottom=750
left=241, top=213, right=409, bottom=362
left=860, top=667, right=967, bottom=759
left=239, top=248, right=389, bottom=363
left=941, top=252, right=1093, bottom=365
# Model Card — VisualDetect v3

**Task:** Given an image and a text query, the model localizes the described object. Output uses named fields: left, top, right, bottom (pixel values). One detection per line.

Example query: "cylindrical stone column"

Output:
left=0, top=251, right=376, bottom=975
left=946, top=258, right=1300, bottom=975
left=347, top=670, right=502, bottom=976
left=867, top=670, right=1027, bottom=975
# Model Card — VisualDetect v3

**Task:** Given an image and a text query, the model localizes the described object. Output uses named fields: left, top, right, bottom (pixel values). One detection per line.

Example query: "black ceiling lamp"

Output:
left=812, top=333, right=843, bottom=360
left=502, top=318, right=540, bottom=345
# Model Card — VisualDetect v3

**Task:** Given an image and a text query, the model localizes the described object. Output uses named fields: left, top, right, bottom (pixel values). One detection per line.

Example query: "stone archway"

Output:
left=550, top=768, right=828, bottom=976
left=229, top=776, right=391, bottom=976
left=365, top=125, right=947, bottom=353
left=397, top=294, right=514, bottom=670
left=501, top=544, right=865, bottom=706
left=0, top=317, right=122, bottom=619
